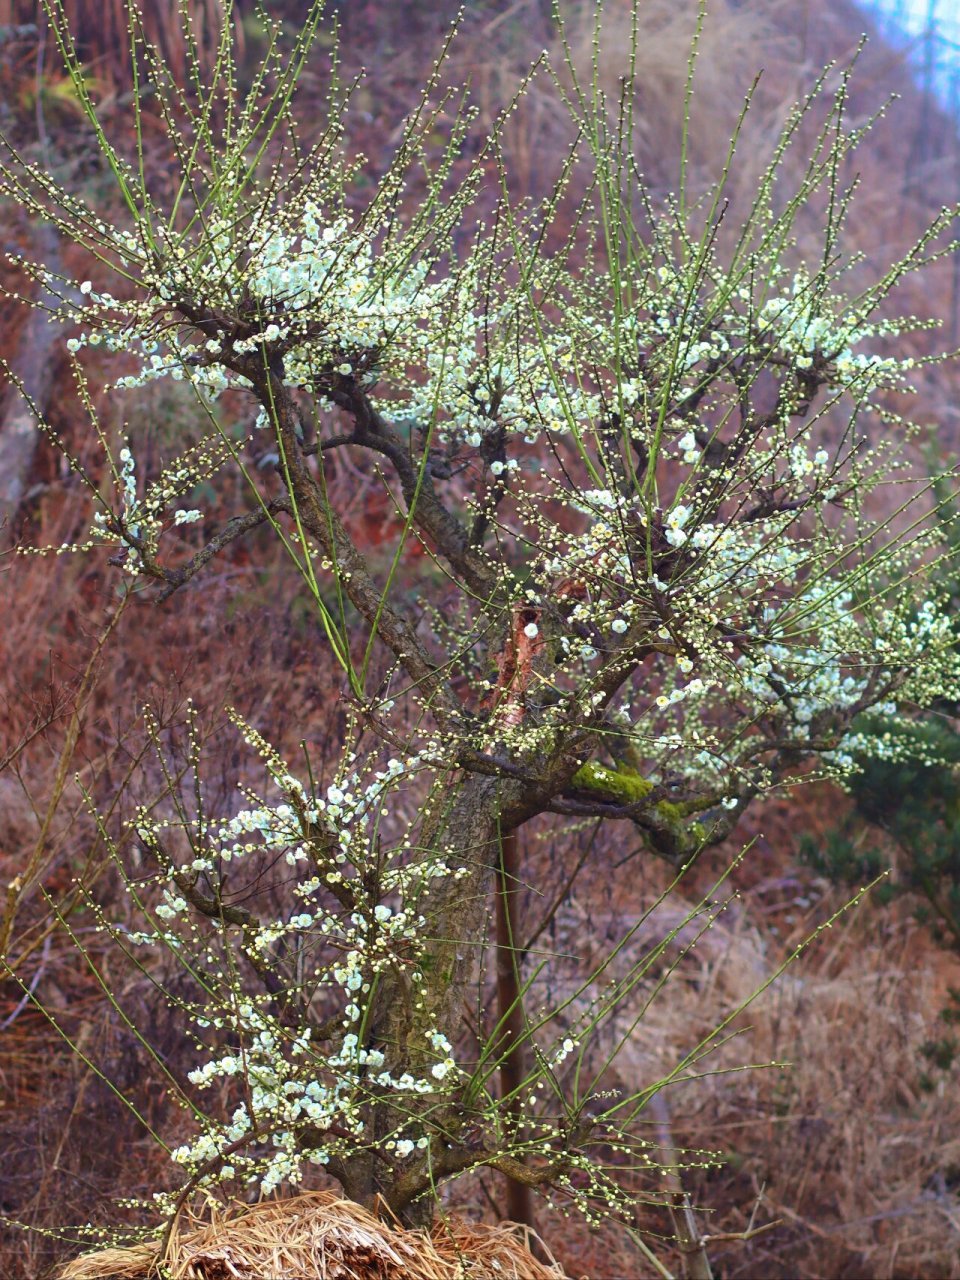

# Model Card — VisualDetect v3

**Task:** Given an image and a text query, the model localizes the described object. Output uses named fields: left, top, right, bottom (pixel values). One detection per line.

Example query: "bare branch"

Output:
left=152, top=497, right=293, bottom=602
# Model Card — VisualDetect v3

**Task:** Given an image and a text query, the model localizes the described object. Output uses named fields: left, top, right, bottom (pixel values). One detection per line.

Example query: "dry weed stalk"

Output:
left=0, top=0, right=237, bottom=89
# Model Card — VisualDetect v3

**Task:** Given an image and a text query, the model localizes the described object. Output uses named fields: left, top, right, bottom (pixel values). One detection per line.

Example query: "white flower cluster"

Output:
left=516, top=419, right=960, bottom=799
left=737, top=591, right=872, bottom=734
left=67, top=203, right=452, bottom=405
left=748, top=265, right=916, bottom=391
left=386, top=285, right=603, bottom=449
left=133, top=722, right=469, bottom=1194
left=171, top=997, right=460, bottom=1191
left=79, top=431, right=230, bottom=568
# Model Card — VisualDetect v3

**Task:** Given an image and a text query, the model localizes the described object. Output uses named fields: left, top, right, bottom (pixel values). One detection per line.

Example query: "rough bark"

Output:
left=337, top=772, right=525, bottom=1223
left=495, top=830, right=533, bottom=1227
left=0, top=223, right=73, bottom=527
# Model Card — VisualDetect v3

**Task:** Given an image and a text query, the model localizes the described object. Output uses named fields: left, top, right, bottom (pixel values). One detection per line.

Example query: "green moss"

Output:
left=571, top=764, right=709, bottom=846
left=572, top=761, right=654, bottom=804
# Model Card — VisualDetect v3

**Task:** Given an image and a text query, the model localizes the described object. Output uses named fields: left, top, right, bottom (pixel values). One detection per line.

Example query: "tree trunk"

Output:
left=0, top=224, right=73, bottom=526
left=495, top=830, right=533, bottom=1227
left=339, top=772, right=523, bottom=1224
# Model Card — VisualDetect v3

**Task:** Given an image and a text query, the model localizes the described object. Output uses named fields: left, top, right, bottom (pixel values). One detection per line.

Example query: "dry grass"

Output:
left=503, top=802, right=960, bottom=1279
left=58, top=1191, right=570, bottom=1280
left=677, top=911, right=960, bottom=1279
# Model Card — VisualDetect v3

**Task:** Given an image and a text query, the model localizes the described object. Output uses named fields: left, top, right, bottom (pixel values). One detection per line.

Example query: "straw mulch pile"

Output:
left=58, top=1191, right=571, bottom=1280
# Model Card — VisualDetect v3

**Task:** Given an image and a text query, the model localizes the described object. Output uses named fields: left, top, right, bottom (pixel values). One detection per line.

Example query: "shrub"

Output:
left=2, top=0, right=959, bottom=1261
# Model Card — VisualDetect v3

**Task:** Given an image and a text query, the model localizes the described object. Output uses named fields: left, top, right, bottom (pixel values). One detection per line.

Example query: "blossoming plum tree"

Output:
left=4, top=0, right=960, bottom=1239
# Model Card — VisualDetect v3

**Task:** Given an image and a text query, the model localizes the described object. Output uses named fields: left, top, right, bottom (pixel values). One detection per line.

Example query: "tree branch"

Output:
left=329, top=381, right=501, bottom=603
left=254, top=367, right=462, bottom=712
left=152, top=497, right=293, bottom=602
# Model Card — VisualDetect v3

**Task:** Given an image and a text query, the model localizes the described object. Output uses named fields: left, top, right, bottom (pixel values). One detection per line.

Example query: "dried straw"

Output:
left=58, top=1191, right=570, bottom=1280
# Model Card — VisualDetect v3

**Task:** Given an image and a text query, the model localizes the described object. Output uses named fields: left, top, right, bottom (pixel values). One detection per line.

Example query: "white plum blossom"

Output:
left=131, top=715, right=469, bottom=1195
left=665, top=504, right=692, bottom=548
